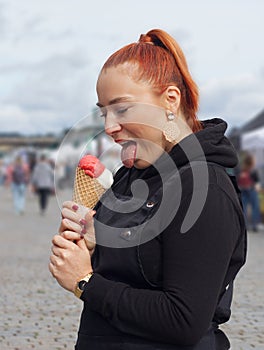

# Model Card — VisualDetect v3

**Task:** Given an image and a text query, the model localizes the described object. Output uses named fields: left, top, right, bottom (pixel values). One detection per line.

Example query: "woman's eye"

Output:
left=98, top=105, right=132, bottom=118
left=116, top=107, right=128, bottom=115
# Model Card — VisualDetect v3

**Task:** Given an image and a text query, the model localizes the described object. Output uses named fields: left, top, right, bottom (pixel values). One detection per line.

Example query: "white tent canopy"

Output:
left=241, top=126, right=264, bottom=150
left=241, top=126, right=264, bottom=170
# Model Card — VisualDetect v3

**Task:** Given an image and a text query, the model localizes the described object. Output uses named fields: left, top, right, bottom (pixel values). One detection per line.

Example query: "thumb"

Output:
left=84, top=210, right=96, bottom=231
left=76, top=237, right=88, bottom=251
left=85, top=209, right=96, bottom=220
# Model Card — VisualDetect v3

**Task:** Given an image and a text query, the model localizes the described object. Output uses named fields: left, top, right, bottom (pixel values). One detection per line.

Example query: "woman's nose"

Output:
left=104, top=113, right=122, bottom=136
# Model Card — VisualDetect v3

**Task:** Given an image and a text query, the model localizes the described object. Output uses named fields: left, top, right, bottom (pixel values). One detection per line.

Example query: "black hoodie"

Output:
left=76, top=119, right=247, bottom=350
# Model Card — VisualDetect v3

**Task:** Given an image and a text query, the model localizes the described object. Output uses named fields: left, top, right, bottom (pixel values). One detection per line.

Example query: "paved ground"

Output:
left=0, top=186, right=263, bottom=349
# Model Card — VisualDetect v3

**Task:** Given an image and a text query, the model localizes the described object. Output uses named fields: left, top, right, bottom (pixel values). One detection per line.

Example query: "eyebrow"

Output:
left=96, top=96, right=133, bottom=108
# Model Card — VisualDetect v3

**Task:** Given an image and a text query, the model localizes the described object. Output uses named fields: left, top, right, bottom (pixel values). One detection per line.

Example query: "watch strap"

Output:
left=74, top=272, right=94, bottom=298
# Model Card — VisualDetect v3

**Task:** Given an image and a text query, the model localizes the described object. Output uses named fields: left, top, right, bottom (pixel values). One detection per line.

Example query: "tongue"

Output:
left=121, top=141, right=137, bottom=168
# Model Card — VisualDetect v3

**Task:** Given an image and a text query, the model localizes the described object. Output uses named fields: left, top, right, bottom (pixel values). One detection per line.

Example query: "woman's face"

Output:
left=96, top=64, right=172, bottom=169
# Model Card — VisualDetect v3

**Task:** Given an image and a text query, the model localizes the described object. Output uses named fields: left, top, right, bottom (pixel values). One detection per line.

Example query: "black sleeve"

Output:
left=82, top=185, right=241, bottom=346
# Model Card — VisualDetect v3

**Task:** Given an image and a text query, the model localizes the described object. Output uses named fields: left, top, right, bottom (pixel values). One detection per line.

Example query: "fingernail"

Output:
left=81, top=227, right=86, bottom=235
left=79, top=219, right=87, bottom=225
left=80, top=232, right=84, bottom=238
left=72, top=204, right=79, bottom=211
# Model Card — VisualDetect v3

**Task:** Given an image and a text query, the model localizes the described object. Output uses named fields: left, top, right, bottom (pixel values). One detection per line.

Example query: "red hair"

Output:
left=101, top=29, right=202, bottom=132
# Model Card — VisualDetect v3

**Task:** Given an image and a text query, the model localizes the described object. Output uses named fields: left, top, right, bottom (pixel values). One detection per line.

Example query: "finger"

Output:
left=49, top=262, right=55, bottom=277
left=61, top=230, right=83, bottom=241
left=83, top=236, right=96, bottom=251
left=52, top=234, right=73, bottom=249
left=84, top=210, right=96, bottom=233
left=50, top=252, right=58, bottom=263
left=51, top=245, right=62, bottom=257
left=82, top=211, right=96, bottom=247
left=61, top=207, right=80, bottom=223
left=84, top=230, right=95, bottom=241
left=51, top=244, right=68, bottom=259
left=62, top=205, right=91, bottom=226
left=61, top=218, right=83, bottom=233
left=62, top=200, right=79, bottom=211
left=84, top=210, right=96, bottom=225
left=76, top=205, right=91, bottom=219
left=63, top=201, right=89, bottom=217
left=59, top=219, right=82, bottom=235
left=58, top=221, right=65, bottom=234
left=76, top=237, right=89, bottom=251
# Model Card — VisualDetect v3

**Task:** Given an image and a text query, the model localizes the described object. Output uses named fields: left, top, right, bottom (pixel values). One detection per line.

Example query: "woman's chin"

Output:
left=133, top=159, right=153, bottom=169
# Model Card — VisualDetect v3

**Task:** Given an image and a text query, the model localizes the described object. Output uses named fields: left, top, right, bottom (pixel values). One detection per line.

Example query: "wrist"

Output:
left=74, top=271, right=94, bottom=298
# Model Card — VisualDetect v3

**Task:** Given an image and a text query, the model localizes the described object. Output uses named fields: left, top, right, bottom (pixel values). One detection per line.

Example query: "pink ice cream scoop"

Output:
left=73, top=155, right=113, bottom=209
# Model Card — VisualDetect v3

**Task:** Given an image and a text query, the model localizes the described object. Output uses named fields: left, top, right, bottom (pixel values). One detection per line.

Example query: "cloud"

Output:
left=0, top=1, right=7, bottom=37
left=199, top=71, right=264, bottom=128
left=12, top=14, right=75, bottom=44
left=0, top=104, right=66, bottom=134
left=1, top=50, right=99, bottom=134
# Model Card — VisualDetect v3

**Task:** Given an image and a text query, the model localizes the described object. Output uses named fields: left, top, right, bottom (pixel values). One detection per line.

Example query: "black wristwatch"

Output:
left=74, top=272, right=94, bottom=298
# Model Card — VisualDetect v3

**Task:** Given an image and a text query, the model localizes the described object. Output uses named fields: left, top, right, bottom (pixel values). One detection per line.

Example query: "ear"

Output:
left=162, top=86, right=181, bottom=113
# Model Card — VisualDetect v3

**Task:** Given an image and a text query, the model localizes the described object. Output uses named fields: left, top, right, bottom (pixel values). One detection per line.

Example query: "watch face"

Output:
left=78, top=280, right=87, bottom=291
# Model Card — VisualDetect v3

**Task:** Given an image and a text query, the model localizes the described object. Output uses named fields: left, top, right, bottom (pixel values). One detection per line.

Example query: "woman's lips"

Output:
left=114, top=139, right=126, bottom=144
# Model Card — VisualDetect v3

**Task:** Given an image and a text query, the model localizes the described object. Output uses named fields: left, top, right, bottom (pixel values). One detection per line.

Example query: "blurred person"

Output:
left=31, top=154, right=54, bottom=215
left=0, top=159, right=6, bottom=186
left=5, top=155, right=30, bottom=214
left=237, top=153, right=261, bottom=232
left=50, top=29, right=247, bottom=350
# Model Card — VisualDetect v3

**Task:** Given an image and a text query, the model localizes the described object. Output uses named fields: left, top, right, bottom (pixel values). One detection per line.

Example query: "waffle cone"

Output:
left=73, top=167, right=106, bottom=208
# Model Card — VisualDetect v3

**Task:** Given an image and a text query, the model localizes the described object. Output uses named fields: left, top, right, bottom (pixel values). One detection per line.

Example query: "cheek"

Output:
left=124, top=122, right=165, bottom=150
left=143, top=127, right=164, bottom=145
left=132, top=125, right=163, bottom=140
left=125, top=111, right=164, bottom=134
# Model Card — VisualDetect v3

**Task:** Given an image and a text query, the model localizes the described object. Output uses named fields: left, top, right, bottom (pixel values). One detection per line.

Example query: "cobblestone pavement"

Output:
left=0, top=186, right=263, bottom=349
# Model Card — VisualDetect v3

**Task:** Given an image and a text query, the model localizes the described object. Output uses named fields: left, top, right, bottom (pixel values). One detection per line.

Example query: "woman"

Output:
left=237, top=152, right=261, bottom=231
left=49, top=29, right=247, bottom=349
left=5, top=155, right=30, bottom=214
left=31, top=154, right=54, bottom=215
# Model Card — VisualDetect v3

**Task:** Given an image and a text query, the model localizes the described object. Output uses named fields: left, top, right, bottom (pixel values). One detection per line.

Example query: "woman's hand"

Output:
left=49, top=234, right=93, bottom=293
left=59, top=201, right=96, bottom=255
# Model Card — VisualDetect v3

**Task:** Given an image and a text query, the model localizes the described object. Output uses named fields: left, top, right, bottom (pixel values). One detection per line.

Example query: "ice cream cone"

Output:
left=73, top=167, right=106, bottom=209
left=72, top=155, right=114, bottom=249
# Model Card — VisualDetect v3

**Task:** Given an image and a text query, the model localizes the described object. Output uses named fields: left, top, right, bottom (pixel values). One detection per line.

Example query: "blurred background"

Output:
left=1, top=0, right=264, bottom=221
left=0, top=1, right=264, bottom=349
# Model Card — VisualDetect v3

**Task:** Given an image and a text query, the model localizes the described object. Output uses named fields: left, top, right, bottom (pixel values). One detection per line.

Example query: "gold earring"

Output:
left=163, top=112, right=180, bottom=143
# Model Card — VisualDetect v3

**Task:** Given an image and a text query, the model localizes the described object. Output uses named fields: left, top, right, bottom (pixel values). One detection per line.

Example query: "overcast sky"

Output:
left=0, top=0, right=263, bottom=135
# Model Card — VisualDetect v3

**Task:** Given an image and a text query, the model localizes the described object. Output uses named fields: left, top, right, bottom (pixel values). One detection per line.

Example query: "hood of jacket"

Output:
left=168, top=118, right=238, bottom=169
